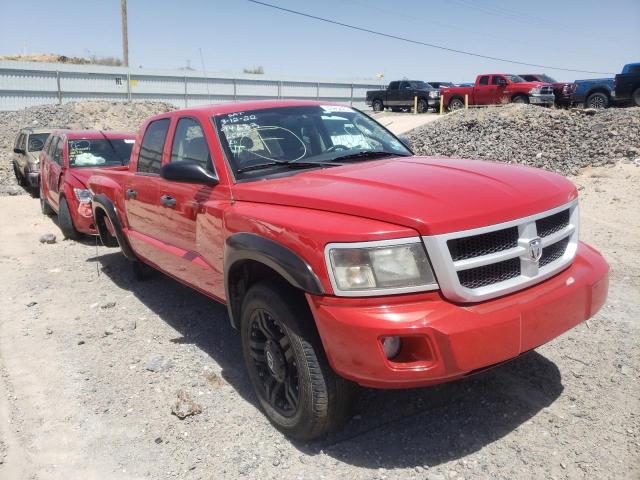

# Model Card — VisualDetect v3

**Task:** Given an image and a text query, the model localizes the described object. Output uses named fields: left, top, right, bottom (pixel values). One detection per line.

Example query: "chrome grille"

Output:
left=540, top=86, right=554, bottom=94
left=423, top=200, right=579, bottom=302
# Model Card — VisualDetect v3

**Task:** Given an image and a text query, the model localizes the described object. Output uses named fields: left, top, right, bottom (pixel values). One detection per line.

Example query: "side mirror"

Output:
left=398, top=135, right=413, bottom=150
left=13, top=148, right=25, bottom=154
left=160, top=160, right=219, bottom=186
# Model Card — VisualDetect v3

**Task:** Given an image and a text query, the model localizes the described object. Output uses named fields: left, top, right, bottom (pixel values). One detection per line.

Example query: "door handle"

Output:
left=125, top=188, right=137, bottom=199
left=160, top=194, right=176, bottom=208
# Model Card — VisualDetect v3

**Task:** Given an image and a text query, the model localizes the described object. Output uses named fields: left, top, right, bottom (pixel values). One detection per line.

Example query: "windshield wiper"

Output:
left=329, top=151, right=409, bottom=163
left=236, top=160, right=338, bottom=173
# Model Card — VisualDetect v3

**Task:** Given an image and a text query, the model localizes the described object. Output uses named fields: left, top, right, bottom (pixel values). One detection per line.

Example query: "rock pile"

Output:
left=0, top=101, right=175, bottom=195
left=407, top=105, right=640, bottom=176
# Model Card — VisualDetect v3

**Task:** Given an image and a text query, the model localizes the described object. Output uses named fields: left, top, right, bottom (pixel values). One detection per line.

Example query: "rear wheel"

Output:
left=39, top=182, right=54, bottom=216
left=417, top=99, right=429, bottom=113
left=448, top=98, right=464, bottom=111
left=241, top=281, right=353, bottom=440
left=512, top=95, right=529, bottom=104
left=372, top=99, right=384, bottom=112
left=58, top=197, right=80, bottom=240
left=12, top=162, right=26, bottom=186
left=585, top=92, right=609, bottom=109
left=632, top=87, right=640, bottom=107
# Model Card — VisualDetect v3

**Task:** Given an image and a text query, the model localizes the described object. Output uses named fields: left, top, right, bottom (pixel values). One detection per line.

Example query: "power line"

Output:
left=246, top=0, right=615, bottom=75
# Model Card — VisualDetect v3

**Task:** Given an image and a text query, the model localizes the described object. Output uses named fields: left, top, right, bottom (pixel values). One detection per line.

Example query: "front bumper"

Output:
left=529, top=93, right=556, bottom=105
left=428, top=97, right=440, bottom=107
left=307, top=242, right=608, bottom=388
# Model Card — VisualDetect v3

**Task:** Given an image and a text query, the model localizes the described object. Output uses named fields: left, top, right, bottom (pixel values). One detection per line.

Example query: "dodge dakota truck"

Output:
left=39, top=130, right=135, bottom=239
left=442, top=74, right=555, bottom=110
left=366, top=80, right=439, bottom=112
left=88, top=100, right=609, bottom=440
left=614, top=62, right=640, bottom=106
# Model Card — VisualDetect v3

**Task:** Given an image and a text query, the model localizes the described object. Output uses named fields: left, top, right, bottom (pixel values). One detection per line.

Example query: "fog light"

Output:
left=382, top=336, right=401, bottom=359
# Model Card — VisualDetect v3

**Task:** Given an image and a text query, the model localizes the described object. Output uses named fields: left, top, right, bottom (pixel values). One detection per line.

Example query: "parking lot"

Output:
left=0, top=108, right=638, bottom=478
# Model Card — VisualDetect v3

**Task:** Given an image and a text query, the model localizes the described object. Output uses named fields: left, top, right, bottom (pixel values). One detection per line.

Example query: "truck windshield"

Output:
left=68, top=138, right=135, bottom=168
left=213, top=105, right=411, bottom=180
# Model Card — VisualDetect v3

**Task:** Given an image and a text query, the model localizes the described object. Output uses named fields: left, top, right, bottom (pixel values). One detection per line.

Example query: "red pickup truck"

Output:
left=88, top=100, right=608, bottom=440
left=442, top=74, right=555, bottom=110
left=39, top=130, right=135, bottom=239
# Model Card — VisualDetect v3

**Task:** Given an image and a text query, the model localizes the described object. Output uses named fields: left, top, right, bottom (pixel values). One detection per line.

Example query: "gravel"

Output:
left=0, top=101, right=175, bottom=196
left=407, top=105, right=640, bottom=175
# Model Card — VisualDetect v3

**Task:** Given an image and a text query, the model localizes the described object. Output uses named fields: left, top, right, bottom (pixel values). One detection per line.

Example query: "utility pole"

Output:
left=121, top=0, right=129, bottom=66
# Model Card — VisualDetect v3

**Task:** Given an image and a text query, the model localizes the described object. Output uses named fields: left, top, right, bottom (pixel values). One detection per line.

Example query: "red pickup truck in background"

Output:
left=88, top=100, right=608, bottom=440
left=39, top=130, right=135, bottom=239
left=442, top=74, right=555, bottom=111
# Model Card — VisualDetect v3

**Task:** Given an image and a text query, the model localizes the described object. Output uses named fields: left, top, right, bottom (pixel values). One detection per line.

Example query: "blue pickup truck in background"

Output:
left=560, top=78, right=615, bottom=109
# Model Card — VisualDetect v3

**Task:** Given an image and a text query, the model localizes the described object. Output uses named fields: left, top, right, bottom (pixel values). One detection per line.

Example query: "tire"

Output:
left=417, top=99, right=429, bottom=113
left=585, top=92, right=609, bottom=109
left=58, top=196, right=80, bottom=240
left=240, top=281, right=354, bottom=440
left=632, top=87, right=640, bottom=107
left=39, top=182, right=54, bottom=216
left=448, top=98, right=464, bottom=111
left=372, top=99, right=384, bottom=112
left=512, top=95, right=529, bottom=104
left=12, top=162, right=26, bottom=186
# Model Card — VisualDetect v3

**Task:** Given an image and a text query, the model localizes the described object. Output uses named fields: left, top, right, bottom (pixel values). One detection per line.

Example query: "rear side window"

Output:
left=137, top=119, right=170, bottom=174
left=479, top=76, right=490, bottom=86
left=53, top=138, right=64, bottom=165
left=170, top=118, right=213, bottom=171
left=388, top=81, right=399, bottom=90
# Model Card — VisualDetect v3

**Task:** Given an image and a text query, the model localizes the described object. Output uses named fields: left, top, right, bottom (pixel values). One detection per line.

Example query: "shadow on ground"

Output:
left=89, top=251, right=564, bottom=470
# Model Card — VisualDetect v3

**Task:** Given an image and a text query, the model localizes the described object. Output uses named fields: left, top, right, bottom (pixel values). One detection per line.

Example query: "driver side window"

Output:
left=170, top=118, right=213, bottom=171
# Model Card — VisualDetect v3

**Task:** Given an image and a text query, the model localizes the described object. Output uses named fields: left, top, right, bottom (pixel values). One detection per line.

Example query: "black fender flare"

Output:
left=224, top=233, right=324, bottom=328
left=92, top=194, right=138, bottom=261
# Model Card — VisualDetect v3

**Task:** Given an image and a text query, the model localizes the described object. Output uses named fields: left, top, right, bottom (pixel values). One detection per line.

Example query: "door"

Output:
left=46, top=136, right=65, bottom=209
left=491, top=75, right=510, bottom=104
left=124, top=118, right=172, bottom=265
left=473, top=75, right=493, bottom=104
left=385, top=81, right=401, bottom=106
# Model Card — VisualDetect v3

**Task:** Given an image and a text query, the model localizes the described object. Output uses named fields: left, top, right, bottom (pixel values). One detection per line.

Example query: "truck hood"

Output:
left=67, top=165, right=128, bottom=188
left=232, top=157, right=577, bottom=236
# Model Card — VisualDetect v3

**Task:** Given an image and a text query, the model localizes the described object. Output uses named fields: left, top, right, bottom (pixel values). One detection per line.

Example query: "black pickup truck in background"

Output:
left=614, top=63, right=640, bottom=107
left=366, top=80, right=439, bottom=113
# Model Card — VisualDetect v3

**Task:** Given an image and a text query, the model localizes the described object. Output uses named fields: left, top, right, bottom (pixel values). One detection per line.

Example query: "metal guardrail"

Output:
left=0, top=61, right=383, bottom=111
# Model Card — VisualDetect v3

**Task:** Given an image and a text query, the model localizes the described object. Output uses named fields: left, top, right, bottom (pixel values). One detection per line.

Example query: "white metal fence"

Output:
left=0, top=61, right=383, bottom=111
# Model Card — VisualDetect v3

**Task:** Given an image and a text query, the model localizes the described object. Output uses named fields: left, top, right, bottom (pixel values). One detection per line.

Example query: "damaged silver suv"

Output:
left=12, top=127, right=51, bottom=192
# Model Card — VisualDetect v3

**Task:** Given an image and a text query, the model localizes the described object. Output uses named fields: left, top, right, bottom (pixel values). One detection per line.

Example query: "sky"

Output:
left=1, top=0, right=639, bottom=83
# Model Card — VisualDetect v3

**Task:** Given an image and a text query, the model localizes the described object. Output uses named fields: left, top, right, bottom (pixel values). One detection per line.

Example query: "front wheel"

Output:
left=58, top=197, right=81, bottom=240
left=512, top=95, right=529, bottom=104
left=241, top=282, right=353, bottom=440
left=585, top=92, right=609, bottom=109
left=417, top=99, right=429, bottom=113
left=632, top=87, right=640, bottom=107
left=372, top=99, right=384, bottom=112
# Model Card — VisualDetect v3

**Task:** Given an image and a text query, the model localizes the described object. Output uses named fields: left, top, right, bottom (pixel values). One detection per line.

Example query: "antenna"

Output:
left=199, top=48, right=211, bottom=103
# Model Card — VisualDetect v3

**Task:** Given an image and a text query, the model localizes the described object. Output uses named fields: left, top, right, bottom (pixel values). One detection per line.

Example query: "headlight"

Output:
left=529, top=87, right=542, bottom=94
left=325, top=238, right=438, bottom=296
left=429, top=90, right=439, bottom=99
left=73, top=188, right=92, bottom=204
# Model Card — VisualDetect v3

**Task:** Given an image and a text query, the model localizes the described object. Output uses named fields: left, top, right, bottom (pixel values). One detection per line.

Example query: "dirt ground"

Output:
left=0, top=161, right=638, bottom=480
left=369, top=110, right=441, bottom=134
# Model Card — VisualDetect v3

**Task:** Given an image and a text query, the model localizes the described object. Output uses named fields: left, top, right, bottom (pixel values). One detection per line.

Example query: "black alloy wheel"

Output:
left=248, top=308, right=300, bottom=417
